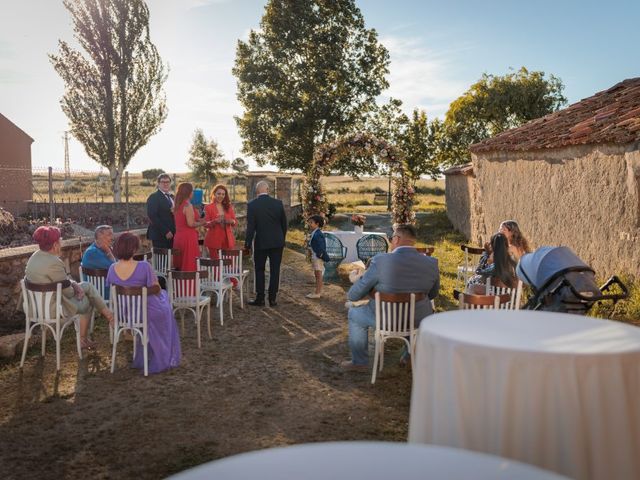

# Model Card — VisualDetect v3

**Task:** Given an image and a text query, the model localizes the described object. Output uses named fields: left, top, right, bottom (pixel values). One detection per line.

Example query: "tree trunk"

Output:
left=110, top=165, right=123, bottom=203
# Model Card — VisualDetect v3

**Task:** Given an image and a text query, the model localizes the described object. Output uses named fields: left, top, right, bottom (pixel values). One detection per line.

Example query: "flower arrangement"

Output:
left=302, top=132, right=415, bottom=226
left=351, top=214, right=366, bottom=227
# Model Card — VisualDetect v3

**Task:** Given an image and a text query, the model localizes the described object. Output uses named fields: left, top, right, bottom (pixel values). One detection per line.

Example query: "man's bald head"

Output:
left=255, top=181, right=270, bottom=195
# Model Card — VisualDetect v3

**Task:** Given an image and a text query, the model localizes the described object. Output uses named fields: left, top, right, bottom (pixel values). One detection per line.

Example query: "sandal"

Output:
left=81, top=338, right=97, bottom=351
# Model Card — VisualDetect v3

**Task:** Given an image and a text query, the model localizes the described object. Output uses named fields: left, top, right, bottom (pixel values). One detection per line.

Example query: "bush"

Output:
left=140, top=180, right=153, bottom=187
left=142, top=168, right=165, bottom=181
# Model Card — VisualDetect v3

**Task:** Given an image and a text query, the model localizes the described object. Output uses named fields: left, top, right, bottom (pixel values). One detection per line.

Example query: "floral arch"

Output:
left=302, top=132, right=415, bottom=225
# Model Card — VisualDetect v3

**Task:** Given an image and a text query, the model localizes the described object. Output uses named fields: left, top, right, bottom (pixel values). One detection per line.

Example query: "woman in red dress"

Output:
left=172, top=182, right=205, bottom=271
left=204, top=184, right=237, bottom=259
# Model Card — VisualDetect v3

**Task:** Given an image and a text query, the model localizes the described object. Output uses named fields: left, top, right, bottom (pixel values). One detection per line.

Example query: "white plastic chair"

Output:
left=457, top=244, right=485, bottom=287
left=485, top=278, right=524, bottom=310
left=197, top=258, right=234, bottom=325
left=151, top=247, right=176, bottom=281
left=79, top=265, right=109, bottom=336
left=372, top=292, right=419, bottom=384
left=219, top=249, right=250, bottom=309
left=110, top=285, right=149, bottom=376
left=457, top=291, right=512, bottom=310
left=20, top=279, right=82, bottom=370
left=168, top=269, right=211, bottom=348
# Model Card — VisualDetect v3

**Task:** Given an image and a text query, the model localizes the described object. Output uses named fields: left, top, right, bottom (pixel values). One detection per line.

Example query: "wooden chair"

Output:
left=151, top=247, right=178, bottom=282
left=168, top=270, right=212, bottom=348
left=415, top=246, right=435, bottom=256
left=133, top=251, right=152, bottom=262
left=372, top=292, right=423, bottom=384
left=20, top=279, right=82, bottom=370
left=78, top=265, right=109, bottom=335
left=198, top=257, right=234, bottom=324
left=454, top=289, right=512, bottom=310
left=219, top=249, right=250, bottom=309
left=486, top=278, right=524, bottom=310
left=457, top=245, right=485, bottom=287
left=110, top=285, right=150, bottom=376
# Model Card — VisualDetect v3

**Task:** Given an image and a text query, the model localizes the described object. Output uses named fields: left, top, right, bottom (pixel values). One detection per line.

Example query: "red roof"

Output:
left=470, top=78, right=640, bottom=153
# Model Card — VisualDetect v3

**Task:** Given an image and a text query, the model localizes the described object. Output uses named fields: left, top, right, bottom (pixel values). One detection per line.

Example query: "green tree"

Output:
left=50, top=0, right=167, bottom=202
left=187, top=129, right=230, bottom=188
left=231, top=157, right=249, bottom=176
left=397, top=109, right=441, bottom=182
left=440, top=67, right=566, bottom=166
left=141, top=168, right=165, bottom=181
left=233, top=0, right=390, bottom=173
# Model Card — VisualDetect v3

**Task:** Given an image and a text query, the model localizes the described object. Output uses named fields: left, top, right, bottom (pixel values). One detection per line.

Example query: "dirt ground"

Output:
left=0, top=249, right=412, bottom=479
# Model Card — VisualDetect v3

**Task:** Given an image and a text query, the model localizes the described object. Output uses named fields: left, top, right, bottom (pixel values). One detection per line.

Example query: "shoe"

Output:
left=340, top=360, right=368, bottom=372
left=268, top=298, right=278, bottom=307
left=306, top=293, right=321, bottom=299
left=248, top=298, right=265, bottom=307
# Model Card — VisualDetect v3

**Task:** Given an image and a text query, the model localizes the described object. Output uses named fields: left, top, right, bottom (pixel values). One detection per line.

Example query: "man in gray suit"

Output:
left=341, top=224, right=440, bottom=371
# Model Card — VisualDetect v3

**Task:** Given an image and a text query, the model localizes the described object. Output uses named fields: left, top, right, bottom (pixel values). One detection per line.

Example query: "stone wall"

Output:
left=444, top=165, right=474, bottom=239
left=471, top=143, right=640, bottom=277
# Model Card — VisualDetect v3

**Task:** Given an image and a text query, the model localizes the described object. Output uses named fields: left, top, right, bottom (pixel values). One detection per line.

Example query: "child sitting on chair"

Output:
left=306, top=215, right=331, bottom=299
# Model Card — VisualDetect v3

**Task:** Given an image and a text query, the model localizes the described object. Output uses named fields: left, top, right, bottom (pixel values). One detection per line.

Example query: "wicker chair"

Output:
left=356, top=234, right=388, bottom=264
left=323, top=232, right=347, bottom=281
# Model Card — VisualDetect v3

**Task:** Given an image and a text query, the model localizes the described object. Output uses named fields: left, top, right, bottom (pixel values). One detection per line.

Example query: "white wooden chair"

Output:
left=151, top=247, right=176, bottom=282
left=456, top=290, right=513, bottom=310
left=372, top=292, right=420, bottom=384
left=20, top=279, right=82, bottom=370
left=133, top=251, right=152, bottom=263
left=197, top=258, right=234, bottom=325
left=79, top=265, right=109, bottom=336
left=219, top=249, right=250, bottom=309
left=168, top=269, right=211, bottom=348
left=457, top=244, right=485, bottom=287
left=485, top=278, right=524, bottom=310
left=110, top=285, right=149, bottom=376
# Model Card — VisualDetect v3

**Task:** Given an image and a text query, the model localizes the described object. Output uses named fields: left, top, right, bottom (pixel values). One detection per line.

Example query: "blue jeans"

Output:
left=348, top=304, right=375, bottom=365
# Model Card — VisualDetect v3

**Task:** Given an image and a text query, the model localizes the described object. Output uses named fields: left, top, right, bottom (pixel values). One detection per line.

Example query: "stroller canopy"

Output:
left=517, top=246, right=593, bottom=290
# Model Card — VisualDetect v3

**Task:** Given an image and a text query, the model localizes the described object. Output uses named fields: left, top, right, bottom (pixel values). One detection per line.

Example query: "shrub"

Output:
left=142, top=168, right=165, bottom=181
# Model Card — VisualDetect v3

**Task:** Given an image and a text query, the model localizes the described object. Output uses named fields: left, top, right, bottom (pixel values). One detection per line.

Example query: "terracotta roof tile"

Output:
left=470, top=77, right=640, bottom=153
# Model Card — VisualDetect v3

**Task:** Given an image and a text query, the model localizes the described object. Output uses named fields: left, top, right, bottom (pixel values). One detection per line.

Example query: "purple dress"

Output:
left=107, top=261, right=181, bottom=374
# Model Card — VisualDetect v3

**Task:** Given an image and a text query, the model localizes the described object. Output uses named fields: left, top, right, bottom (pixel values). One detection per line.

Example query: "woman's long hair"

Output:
left=210, top=184, right=231, bottom=211
left=492, top=233, right=517, bottom=288
left=500, top=220, right=531, bottom=253
left=174, top=182, right=194, bottom=210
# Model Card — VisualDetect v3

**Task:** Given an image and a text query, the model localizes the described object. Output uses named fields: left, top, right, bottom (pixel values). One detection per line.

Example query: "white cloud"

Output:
left=380, top=35, right=471, bottom=118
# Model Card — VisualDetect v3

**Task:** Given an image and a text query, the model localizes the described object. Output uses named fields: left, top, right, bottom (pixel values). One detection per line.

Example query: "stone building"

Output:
left=467, top=77, right=640, bottom=277
left=443, top=163, right=474, bottom=239
left=0, top=113, right=33, bottom=215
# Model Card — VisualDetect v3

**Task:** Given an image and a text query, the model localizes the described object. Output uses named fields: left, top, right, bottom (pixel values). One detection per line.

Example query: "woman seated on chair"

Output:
left=107, top=232, right=181, bottom=374
left=498, top=220, right=531, bottom=262
left=24, top=226, right=114, bottom=350
left=466, top=233, right=517, bottom=293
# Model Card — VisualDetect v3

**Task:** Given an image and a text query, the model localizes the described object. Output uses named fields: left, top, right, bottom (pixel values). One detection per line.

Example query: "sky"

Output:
left=1, top=0, right=639, bottom=173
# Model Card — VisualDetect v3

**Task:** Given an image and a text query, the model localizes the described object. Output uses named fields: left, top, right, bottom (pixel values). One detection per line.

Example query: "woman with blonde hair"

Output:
left=204, top=184, right=237, bottom=259
left=172, top=182, right=205, bottom=271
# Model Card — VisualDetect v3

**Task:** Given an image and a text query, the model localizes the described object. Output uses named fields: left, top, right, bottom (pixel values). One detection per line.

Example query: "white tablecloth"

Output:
left=329, top=230, right=388, bottom=263
left=170, top=441, right=567, bottom=480
left=408, top=310, right=640, bottom=480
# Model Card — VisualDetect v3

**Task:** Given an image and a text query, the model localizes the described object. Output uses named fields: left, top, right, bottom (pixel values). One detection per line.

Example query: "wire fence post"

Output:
left=48, top=166, right=55, bottom=224
left=125, top=171, right=130, bottom=229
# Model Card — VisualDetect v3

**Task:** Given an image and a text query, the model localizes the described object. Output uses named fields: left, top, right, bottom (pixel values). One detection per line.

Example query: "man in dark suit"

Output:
left=146, top=173, right=176, bottom=249
left=245, top=181, right=287, bottom=307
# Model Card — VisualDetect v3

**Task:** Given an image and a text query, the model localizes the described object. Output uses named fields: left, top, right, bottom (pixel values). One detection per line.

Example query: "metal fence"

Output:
left=0, top=166, right=251, bottom=250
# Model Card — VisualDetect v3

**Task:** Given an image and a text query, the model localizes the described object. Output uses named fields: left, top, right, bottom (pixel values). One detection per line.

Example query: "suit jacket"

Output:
left=146, top=189, right=176, bottom=243
left=244, top=194, right=287, bottom=250
left=347, top=247, right=440, bottom=326
left=23, top=249, right=79, bottom=317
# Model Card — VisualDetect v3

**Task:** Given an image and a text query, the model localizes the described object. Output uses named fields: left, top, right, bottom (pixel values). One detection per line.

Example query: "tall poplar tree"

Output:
left=233, top=0, right=390, bottom=173
left=50, top=0, right=167, bottom=201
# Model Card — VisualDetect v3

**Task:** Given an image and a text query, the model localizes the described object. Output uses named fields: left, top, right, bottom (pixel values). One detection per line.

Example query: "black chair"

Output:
left=323, top=232, right=347, bottom=281
left=356, top=234, right=388, bottom=264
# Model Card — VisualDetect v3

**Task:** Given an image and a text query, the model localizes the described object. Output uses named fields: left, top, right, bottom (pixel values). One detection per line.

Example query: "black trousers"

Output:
left=253, top=247, right=283, bottom=300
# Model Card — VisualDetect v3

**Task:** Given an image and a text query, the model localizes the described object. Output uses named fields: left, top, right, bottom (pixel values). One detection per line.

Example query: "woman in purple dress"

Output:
left=107, top=232, right=181, bottom=374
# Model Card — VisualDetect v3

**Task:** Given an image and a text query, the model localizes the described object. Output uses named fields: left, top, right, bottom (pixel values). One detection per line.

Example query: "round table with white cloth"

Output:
left=329, top=230, right=388, bottom=263
left=408, top=309, right=640, bottom=480
left=169, top=441, right=568, bottom=480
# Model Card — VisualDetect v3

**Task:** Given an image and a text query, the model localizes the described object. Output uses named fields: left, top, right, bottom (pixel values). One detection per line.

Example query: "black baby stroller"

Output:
left=516, top=246, right=628, bottom=314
